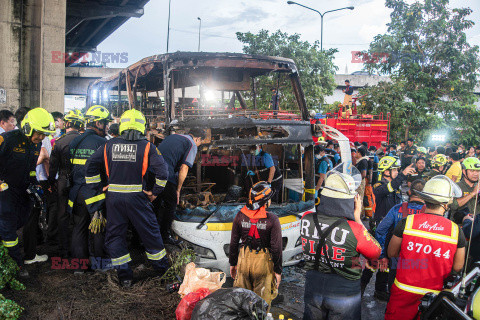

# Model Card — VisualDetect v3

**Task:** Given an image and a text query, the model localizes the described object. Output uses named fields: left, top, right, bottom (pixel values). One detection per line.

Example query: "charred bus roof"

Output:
left=88, top=52, right=310, bottom=124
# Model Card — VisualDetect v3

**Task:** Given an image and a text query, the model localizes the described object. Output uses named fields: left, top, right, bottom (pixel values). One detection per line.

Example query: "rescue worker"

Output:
left=450, top=157, right=480, bottom=224
left=385, top=175, right=466, bottom=320
left=406, top=157, right=428, bottom=189
left=374, top=179, right=425, bottom=293
left=314, top=145, right=333, bottom=193
left=416, top=147, right=427, bottom=159
left=229, top=182, right=282, bottom=307
left=424, top=154, right=448, bottom=181
left=342, top=80, right=354, bottom=117
left=48, top=110, right=85, bottom=257
left=0, top=109, right=16, bottom=134
left=402, top=138, right=417, bottom=168
left=361, top=156, right=415, bottom=301
left=0, top=108, right=55, bottom=275
left=69, top=105, right=111, bottom=272
left=301, top=168, right=381, bottom=320
left=85, top=109, right=169, bottom=287
left=154, top=128, right=206, bottom=245
left=249, top=145, right=283, bottom=203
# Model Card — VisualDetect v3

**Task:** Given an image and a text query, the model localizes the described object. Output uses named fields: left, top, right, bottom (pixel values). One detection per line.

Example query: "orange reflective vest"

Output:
left=395, top=213, right=458, bottom=295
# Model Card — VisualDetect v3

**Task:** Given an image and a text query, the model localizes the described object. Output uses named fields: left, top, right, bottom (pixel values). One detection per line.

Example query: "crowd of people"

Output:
left=305, top=137, right=480, bottom=319
left=1, top=104, right=480, bottom=319
left=0, top=106, right=206, bottom=288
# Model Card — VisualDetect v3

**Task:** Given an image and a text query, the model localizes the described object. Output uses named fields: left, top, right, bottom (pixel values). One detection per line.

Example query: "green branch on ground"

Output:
left=0, top=244, right=25, bottom=319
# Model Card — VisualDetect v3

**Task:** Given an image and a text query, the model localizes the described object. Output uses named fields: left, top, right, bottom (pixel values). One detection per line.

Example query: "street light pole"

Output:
left=166, top=0, right=172, bottom=53
left=287, top=1, right=354, bottom=51
left=197, top=17, right=202, bottom=52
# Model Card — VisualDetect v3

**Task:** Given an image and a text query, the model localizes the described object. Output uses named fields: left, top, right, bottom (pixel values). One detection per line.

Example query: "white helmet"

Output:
left=414, top=175, right=462, bottom=205
left=322, top=163, right=362, bottom=199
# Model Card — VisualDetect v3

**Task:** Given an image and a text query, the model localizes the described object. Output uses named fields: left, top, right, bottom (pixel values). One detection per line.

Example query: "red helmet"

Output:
left=247, top=182, right=274, bottom=210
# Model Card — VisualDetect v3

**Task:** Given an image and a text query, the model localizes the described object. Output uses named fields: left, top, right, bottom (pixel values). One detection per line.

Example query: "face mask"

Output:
left=315, top=154, right=321, bottom=160
left=255, top=149, right=261, bottom=156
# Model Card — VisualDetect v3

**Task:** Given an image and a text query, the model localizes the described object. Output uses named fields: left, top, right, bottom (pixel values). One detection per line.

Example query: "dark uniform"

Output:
left=406, top=168, right=429, bottom=184
left=402, top=145, right=417, bottom=168
left=423, top=169, right=443, bottom=181
left=48, top=130, right=80, bottom=256
left=0, top=130, right=41, bottom=265
left=361, top=172, right=406, bottom=296
left=85, top=134, right=169, bottom=282
left=254, top=150, right=283, bottom=203
left=68, top=129, right=107, bottom=262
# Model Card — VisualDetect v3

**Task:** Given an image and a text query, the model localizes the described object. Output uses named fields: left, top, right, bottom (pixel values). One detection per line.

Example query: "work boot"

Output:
left=18, top=267, right=29, bottom=278
left=163, top=233, right=183, bottom=246
left=24, top=254, right=48, bottom=265
left=120, top=279, right=133, bottom=288
left=374, top=290, right=389, bottom=302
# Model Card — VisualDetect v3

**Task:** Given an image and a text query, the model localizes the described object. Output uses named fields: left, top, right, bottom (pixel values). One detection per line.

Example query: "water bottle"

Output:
left=265, top=313, right=274, bottom=320
left=279, top=315, right=285, bottom=320
left=166, top=282, right=181, bottom=293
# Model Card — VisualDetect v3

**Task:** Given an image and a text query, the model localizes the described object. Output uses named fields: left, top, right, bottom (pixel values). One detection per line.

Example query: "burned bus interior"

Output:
left=88, top=52, right=317, bottom=220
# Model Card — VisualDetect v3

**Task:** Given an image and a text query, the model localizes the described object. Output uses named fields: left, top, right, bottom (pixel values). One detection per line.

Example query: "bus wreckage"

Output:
left=88, top=52, right=332, bottom=274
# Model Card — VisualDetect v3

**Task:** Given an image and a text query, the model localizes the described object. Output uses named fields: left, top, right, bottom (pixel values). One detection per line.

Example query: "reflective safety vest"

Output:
left=395, top=213, right=458, bottom=295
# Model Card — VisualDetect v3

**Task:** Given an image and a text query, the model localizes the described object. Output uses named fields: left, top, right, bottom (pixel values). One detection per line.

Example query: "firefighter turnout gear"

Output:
left=229, top=201, right=283, bottom=306
left=85, top=127, right=169, bottom=282
left=0, top=129, right=41, bottom=265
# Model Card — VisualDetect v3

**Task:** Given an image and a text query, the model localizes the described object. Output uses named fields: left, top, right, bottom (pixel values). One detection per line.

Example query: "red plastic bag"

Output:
left=175, top=288, right=211, bottom=320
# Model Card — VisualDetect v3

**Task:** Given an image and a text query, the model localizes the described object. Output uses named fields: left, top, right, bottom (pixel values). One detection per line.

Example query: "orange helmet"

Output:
left=247, top=182, right=274, bottom=210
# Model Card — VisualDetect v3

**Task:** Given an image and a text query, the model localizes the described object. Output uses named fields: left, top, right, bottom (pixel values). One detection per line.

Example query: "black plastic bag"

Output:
left=191, top=288, right=269, bottom=320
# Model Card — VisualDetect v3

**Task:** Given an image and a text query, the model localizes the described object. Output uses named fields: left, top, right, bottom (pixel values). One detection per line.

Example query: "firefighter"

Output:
left=385, top=175, right=466, bottom=320
left=0, top=108, right=55, bottom=275
left=361, top=156, right=415, bottom=301
left=424, top=154, right=447, bottom=181
left=48, top=110, right=85, bottom=257
left=85, top=109, right=169, bottom=287
left=249, top=145, right=283, bottom=203
left=450, top=157, right=480, bottom=224
left=301, top=169, right=381, bottom=320
left=374, top=179, right=426, bottom=293
left=68, top=105, right=112, bottom=272
left=314, top=145, right=333, bottom=193
left=229, top=182, right=282, bottom=307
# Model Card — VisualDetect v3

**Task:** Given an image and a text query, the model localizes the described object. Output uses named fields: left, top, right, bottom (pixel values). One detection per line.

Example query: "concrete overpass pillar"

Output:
left=0, top=0, right=65, bottom=113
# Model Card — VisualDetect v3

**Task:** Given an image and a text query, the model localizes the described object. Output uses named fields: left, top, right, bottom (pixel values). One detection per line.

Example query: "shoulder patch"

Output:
left=373, top=182, right=382, bottom=188
left=0, top=135, right=3, bottom=146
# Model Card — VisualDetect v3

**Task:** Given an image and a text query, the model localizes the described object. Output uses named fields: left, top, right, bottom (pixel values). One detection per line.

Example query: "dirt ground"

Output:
left=3, top=244, right=386, bottom=320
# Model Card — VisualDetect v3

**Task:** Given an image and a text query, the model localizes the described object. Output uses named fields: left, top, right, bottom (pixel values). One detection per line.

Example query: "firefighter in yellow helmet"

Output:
left=0, top=108, right=55, bottom=275
left=68, top=105, right=112, bottom=273
left=48, top=109, right=85, bottom=257
left=84, top=109, right=169, bottom=286
left=360, top=156, right=415, bottom=301
left=424, top=154, right=448, bottom=181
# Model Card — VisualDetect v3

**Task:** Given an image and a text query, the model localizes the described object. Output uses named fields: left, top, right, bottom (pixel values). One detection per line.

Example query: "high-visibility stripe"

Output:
left=156, top=179, right=167, bottom=187
left=85, top=193, right=106, bottom=205
left=111, top=253, right=132, bottom=266
left=108, top=184, right=142, bottom=193
left=104, top=145, right=109, bottom=178
left=404, top=214, right=457, bottom=244
left=142, top=143, right=151, bottom=178
left=29, top=171, right=36, bottom=177
left=394, top=278, right=440, bottom=295
left=387, top=182, right=394, bottom=192
left=71, top=158, right=87, bottom=165
left=85, top=174, right=101, bottom=184
left=146, top=249, right=166, bottom=261
left=2, top=238, right=18, bottom=247
left=68, top=200, right=74, bottom=207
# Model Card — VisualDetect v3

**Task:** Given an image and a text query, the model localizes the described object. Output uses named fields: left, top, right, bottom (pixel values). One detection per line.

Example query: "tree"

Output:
left=236, top=30, right=338, bottom=110
left=358, top=0, right=479, bottom=144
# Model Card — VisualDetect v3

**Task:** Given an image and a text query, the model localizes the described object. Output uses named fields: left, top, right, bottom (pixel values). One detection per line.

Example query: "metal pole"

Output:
left=197, top=17, right=201, bottom=52
left=320, top=14, right=324, bottom=51
left=166, top=0, right=171, bottom=53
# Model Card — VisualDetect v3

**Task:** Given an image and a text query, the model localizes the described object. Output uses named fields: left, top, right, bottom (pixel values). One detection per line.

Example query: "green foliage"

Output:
left=160, top=246, right=195, bottom=282
left=0, top=243, right=25, bottom=319
left=359, top=0, right=479, bottom=143
left=236, top=30, right=338, bottom=110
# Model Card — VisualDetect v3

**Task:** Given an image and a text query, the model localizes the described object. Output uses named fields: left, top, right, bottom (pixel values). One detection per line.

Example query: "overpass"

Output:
left=65, top=68, right=480, bottom=109
left=0, top=0, right=149, bottom=112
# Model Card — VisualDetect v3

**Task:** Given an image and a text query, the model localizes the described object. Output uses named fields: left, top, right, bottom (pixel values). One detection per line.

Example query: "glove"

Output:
left=247, top=170, right=255, bottom=176
left=89, top=211, right=107, bottom=234
left=378, top=258, right=389, bottom=272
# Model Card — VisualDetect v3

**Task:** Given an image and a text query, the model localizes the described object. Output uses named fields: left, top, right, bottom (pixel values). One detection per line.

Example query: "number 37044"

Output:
left=406, top=241, right=450, bottom=259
